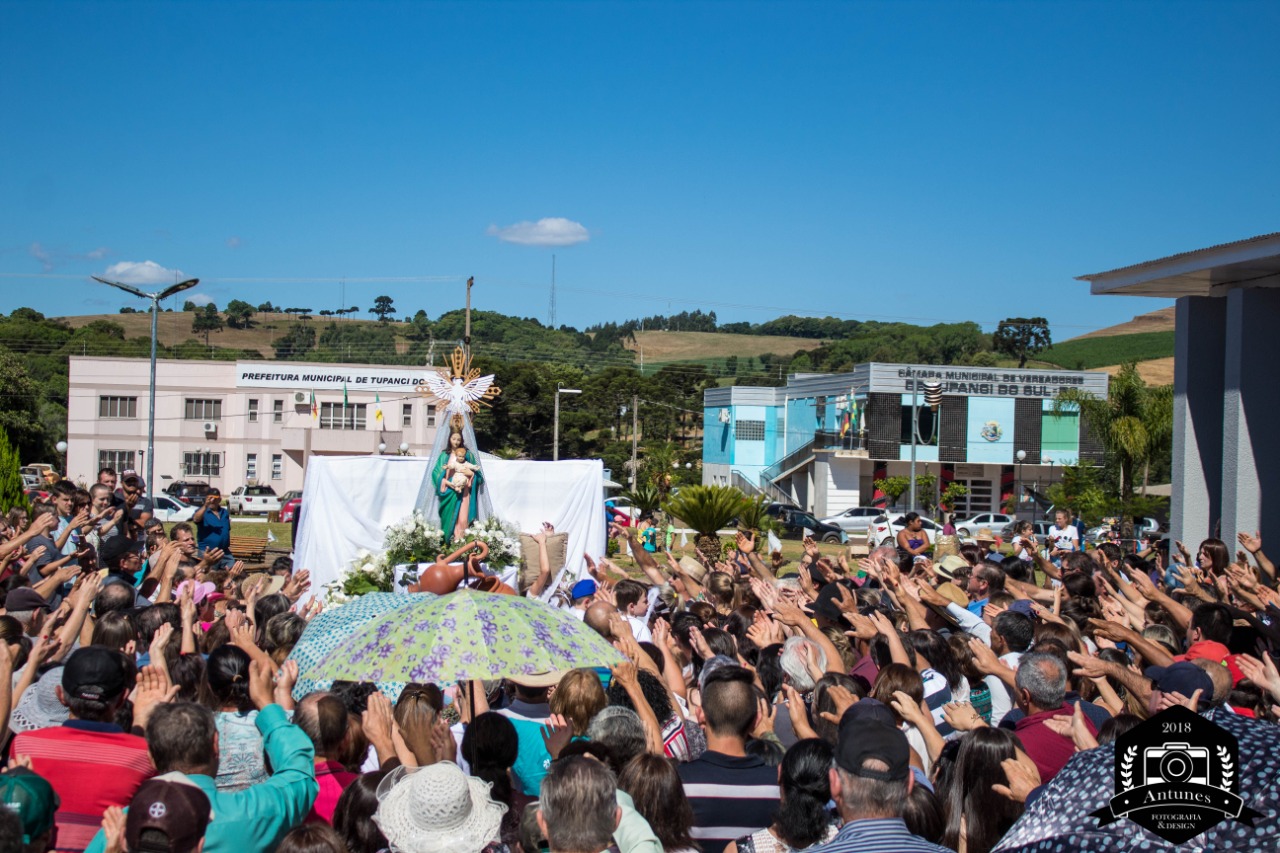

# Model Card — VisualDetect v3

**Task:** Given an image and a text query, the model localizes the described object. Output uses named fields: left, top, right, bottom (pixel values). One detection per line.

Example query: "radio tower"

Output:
left=548, top=254, right=557, bottom=328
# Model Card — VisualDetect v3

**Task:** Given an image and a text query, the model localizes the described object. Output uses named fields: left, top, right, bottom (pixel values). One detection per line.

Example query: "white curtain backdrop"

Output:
left=294, top=455, right=606, bottom=597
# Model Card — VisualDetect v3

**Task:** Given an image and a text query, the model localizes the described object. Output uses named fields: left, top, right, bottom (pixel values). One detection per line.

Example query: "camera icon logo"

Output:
left=1142, top=742, right=1211, bottom=787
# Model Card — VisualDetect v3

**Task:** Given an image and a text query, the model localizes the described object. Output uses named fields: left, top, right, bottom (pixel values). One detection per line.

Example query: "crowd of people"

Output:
left=0, top=468, right=1277, bottom=853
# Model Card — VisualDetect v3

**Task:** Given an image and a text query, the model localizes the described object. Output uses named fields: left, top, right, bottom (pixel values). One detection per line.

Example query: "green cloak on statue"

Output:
left=432, top=445, right=484, bottom=544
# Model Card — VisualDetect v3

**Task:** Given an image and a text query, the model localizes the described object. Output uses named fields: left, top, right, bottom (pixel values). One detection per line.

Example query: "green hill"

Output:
left=1036, top=331, right=1175, bottom=370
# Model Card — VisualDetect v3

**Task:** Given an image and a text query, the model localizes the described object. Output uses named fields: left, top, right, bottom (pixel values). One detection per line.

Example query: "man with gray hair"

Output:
left=779, top=635, right=825, bottom=693
left=537, top=756, right=621, bottom=853
left=1008, top=651, right=1096, bottom=783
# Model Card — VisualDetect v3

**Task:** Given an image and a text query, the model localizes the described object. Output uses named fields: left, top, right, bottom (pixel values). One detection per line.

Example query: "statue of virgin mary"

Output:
left=413, top=349, right=501, bottom=544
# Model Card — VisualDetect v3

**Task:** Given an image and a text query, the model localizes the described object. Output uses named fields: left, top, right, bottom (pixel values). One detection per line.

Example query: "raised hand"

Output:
left=1239, top=531, right=1263, bottom=555
left=247, top=659, right=275, bottom=710
left=736, top=530, right=756, bottom=554
left=540, top=712, right=574, bottom=759
left=817, top=684, right=858, bottom=725
left=1042, top=701, right=1099, bottom=752
left=992, top=752, right=1042, bottom=803
left=1235, top=653, right=1280, bottom=702
left=942, top=701, right=986, bottom=732
left=274, top=659, right=299, bottom=709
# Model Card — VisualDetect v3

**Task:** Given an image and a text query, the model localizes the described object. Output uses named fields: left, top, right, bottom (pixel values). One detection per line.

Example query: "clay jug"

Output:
left=411, top=540, right=490, bottom=595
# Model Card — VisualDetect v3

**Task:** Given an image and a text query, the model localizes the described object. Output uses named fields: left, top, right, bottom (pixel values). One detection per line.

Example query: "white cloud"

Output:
left=186, top=293, right=214, bottom=307
left=84, top=247, right=110, bottom=260
left=102, top=260, right=187, bottom=286
left=225, top=236, right=241, bottom=249
left=29, top=242, right=53, bottom=271
left=486, top=217, right=590, bottom=247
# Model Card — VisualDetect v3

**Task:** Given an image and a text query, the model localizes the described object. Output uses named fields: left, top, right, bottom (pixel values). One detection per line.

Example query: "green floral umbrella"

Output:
left=309, top=589, right=624, bottom=685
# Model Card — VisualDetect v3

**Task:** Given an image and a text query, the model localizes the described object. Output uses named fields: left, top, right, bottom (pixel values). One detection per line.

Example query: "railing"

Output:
left=731, top=471, right=762, bottom=496
left=759, top=438, right=816, bottom=489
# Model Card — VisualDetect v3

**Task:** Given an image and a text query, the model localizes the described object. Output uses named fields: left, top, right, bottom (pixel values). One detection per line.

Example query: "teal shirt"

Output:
left=83, top=704, right=317, bottom=853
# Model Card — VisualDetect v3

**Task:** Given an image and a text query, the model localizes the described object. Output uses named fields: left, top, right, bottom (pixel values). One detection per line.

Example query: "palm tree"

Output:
left=1055, top=362, right=1172, bottom=537
left=621, top=484, right=663, bottom=516
left=663, top=485, right=748, bottom=565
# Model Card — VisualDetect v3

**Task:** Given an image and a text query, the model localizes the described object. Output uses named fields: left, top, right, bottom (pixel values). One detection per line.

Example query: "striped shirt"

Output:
left=807, top=817, right=954, bottom=853
left=678, top=750, right=780, bottom=853
left=12, top=720, right=155, bottom=852
left=920, top=668, right=955, bottom=737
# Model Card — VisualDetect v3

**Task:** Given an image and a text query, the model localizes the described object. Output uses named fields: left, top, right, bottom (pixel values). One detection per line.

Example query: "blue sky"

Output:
left=1, top=0, right=1277, bottom=337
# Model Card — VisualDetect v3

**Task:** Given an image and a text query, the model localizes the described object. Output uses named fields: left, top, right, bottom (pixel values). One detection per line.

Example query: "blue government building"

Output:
left=702, top=363, right=1110, bottom=519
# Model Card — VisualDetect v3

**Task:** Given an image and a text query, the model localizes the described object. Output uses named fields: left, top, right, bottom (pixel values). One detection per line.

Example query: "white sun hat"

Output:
left=373, top=761, right=506, bottom=853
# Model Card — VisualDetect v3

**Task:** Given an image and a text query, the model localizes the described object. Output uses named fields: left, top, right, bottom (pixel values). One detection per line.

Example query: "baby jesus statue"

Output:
left=445, top=445, right=481, bottom=492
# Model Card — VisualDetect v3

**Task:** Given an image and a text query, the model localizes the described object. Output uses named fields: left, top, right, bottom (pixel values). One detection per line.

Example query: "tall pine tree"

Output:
left=0, top=428, right=30, bottom=514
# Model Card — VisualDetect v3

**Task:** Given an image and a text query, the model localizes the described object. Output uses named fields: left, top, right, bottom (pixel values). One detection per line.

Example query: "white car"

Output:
left=150, top=494, right=197, bottom=523
left=820, top=506, right=884, bottom=535
left=870, top=512, right=942, bottom=548
left=952, top=513, right=1014, bottom=538
left=228, top=485, right=281, bottom=515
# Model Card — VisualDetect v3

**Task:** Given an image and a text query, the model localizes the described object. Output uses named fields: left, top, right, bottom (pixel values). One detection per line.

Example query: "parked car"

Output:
left=150, top=494, right=198, bottom=523
left=951, top=513, right=1013, bottom=538
left=870, top=512, right=942, bottom=549
left=776, top=509, right=846, bottom=543
left=764, top=502, right=803, bottom=519
left=165, top=481, right=213, bottom=506
left=280, top=491, right=303, bottom=523
left=998, top=519, right=1054, bottom=546
left=228, top=484, right=281, bottom=515
left=19, top=471, right=40, bottom=490
left=21, top=464, right=59, bottom=485
left=1085, top=517, right=1162, bottom=543
left=820, top=506, right=884, bottom=535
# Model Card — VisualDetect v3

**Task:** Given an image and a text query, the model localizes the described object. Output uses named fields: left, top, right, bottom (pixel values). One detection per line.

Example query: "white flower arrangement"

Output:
left=462, top=516, right=523, bottom=569
left=324, top=547, right=394, bottom=604
left=384, top=510, right=447, bottom=566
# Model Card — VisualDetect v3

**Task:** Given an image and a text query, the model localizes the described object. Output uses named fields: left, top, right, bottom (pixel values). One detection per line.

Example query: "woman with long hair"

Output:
left=549, top=668, right=607, bottom=736
left=619, top=753, right=698, bottom=853
left=461, top=711, right=532, bottom=850
left=332, top=771, right=389, bottom=853
left=726, top=738, right=838, bottom=852
left=940, top=727, right=1025, bottom=853
left=206, top=645, right=266, bottom=791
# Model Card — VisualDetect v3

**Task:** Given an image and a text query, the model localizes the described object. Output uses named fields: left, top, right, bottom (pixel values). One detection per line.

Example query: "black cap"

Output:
left=125, top=777, right=212, bottom=853
left=62, top=647, right=127, bottom=702
left=810, top=580, right=856, bottom=625
left=834, top=715, right=911, bottom=782
left=4, top=588, right=51, bottom=613
left=98, top=534, right=137, bottom=567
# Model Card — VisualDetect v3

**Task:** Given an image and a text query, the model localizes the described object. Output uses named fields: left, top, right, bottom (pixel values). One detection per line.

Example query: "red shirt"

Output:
left=12, top=721, right=155, bottom=852
left=1013, top=704, right=1097, bottom=784
left=306, top=760, right=358, bottom=824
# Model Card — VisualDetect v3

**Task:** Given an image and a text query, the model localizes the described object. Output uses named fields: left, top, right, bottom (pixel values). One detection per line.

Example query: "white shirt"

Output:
left=1048, top=524, right=1079, bottom=552
left=626, top=614, right=652, bottom=643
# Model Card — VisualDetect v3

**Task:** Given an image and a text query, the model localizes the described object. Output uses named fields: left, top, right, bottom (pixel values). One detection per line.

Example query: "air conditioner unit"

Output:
left=293, top=391, right=309, bottom=404
left=202, top=422, right=217, bottom=434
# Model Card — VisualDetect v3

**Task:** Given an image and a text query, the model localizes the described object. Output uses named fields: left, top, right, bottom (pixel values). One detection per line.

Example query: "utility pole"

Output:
left=908, top=367, right=919, bottom=510
left=631, top=394, right=639, bottom=487
left=464, top=276, right=474, bottom=363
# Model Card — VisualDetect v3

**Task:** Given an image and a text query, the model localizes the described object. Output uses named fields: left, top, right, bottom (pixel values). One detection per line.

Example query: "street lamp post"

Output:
left=1016, top=449, right=1026, bottom=517
left=55, top=441, right=67, bottom=479
left=553, top=385, right=582, bottom=461
left=93, top=275, right=199, bottom=501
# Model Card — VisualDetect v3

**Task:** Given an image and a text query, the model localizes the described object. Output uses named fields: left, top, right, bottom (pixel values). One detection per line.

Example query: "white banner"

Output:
left=234, top=362, right=435, bottom=391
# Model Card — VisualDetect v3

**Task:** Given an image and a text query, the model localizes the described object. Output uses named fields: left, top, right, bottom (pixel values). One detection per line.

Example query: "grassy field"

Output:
left=627, top=330, right=822, bottom=361
left=1037, top=330, right=1175, bottom=370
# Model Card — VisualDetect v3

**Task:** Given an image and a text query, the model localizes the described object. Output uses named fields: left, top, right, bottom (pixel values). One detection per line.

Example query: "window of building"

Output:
left=735, top=419, right=766, bottom=441
left=182, top=452, right=221, bottom=477
left=320, top=402, right=367, bottom=430
left=246, top=453, right=257, bottom=481
left=402, top=403, right=413, bottom=428
left=184, top=399, right=222, bottom=421
left=425, top=404, right=437, bottom=428
left=98, top=396, right=137, bottom=419
left=900, top=405, right=938, bottom=446
left=247, top=399, right=259, bottom=423
left=98, top=450, right=136, bottom=472
left=271, top=454, right=283, bottom=480
left=272, top=399, right=284, bottom=423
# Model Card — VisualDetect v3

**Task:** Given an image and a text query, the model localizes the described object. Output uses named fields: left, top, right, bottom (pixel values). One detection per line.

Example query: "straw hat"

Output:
left=374, top=762, right=506, bottom=853
left=974, top=527, right=997, bottom=544
left=678, top=555, right=708, bottom=583
left=934, top=555, right=970, bottom=581
left=934, top=582, right=970, bottom=608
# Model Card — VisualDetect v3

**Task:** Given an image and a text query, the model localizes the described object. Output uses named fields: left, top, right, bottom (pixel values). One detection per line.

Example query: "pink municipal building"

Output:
left=67, top=357, right=445, bottom=492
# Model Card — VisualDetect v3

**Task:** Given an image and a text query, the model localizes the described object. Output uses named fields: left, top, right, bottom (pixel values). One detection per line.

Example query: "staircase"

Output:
left=758, top=438, right=817, bottom=502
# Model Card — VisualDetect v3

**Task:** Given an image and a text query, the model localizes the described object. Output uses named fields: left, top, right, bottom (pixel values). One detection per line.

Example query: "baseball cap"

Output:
left=62, top=647, right=128, bottom=702
left=839, top=696, right=897, bottom=727
left=834, top=715, right=911, bottom=781
left=1144, top=662, right=1214, bottom=700
left=4, top=588, right=51, bottom=613
left=570, top=579, right=598, bottom=600
left=0, top=768, right=58, bottom=843
left=1008, top=599, right=1036, bottom=618
left=125, top=774, right=213, bottom=853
